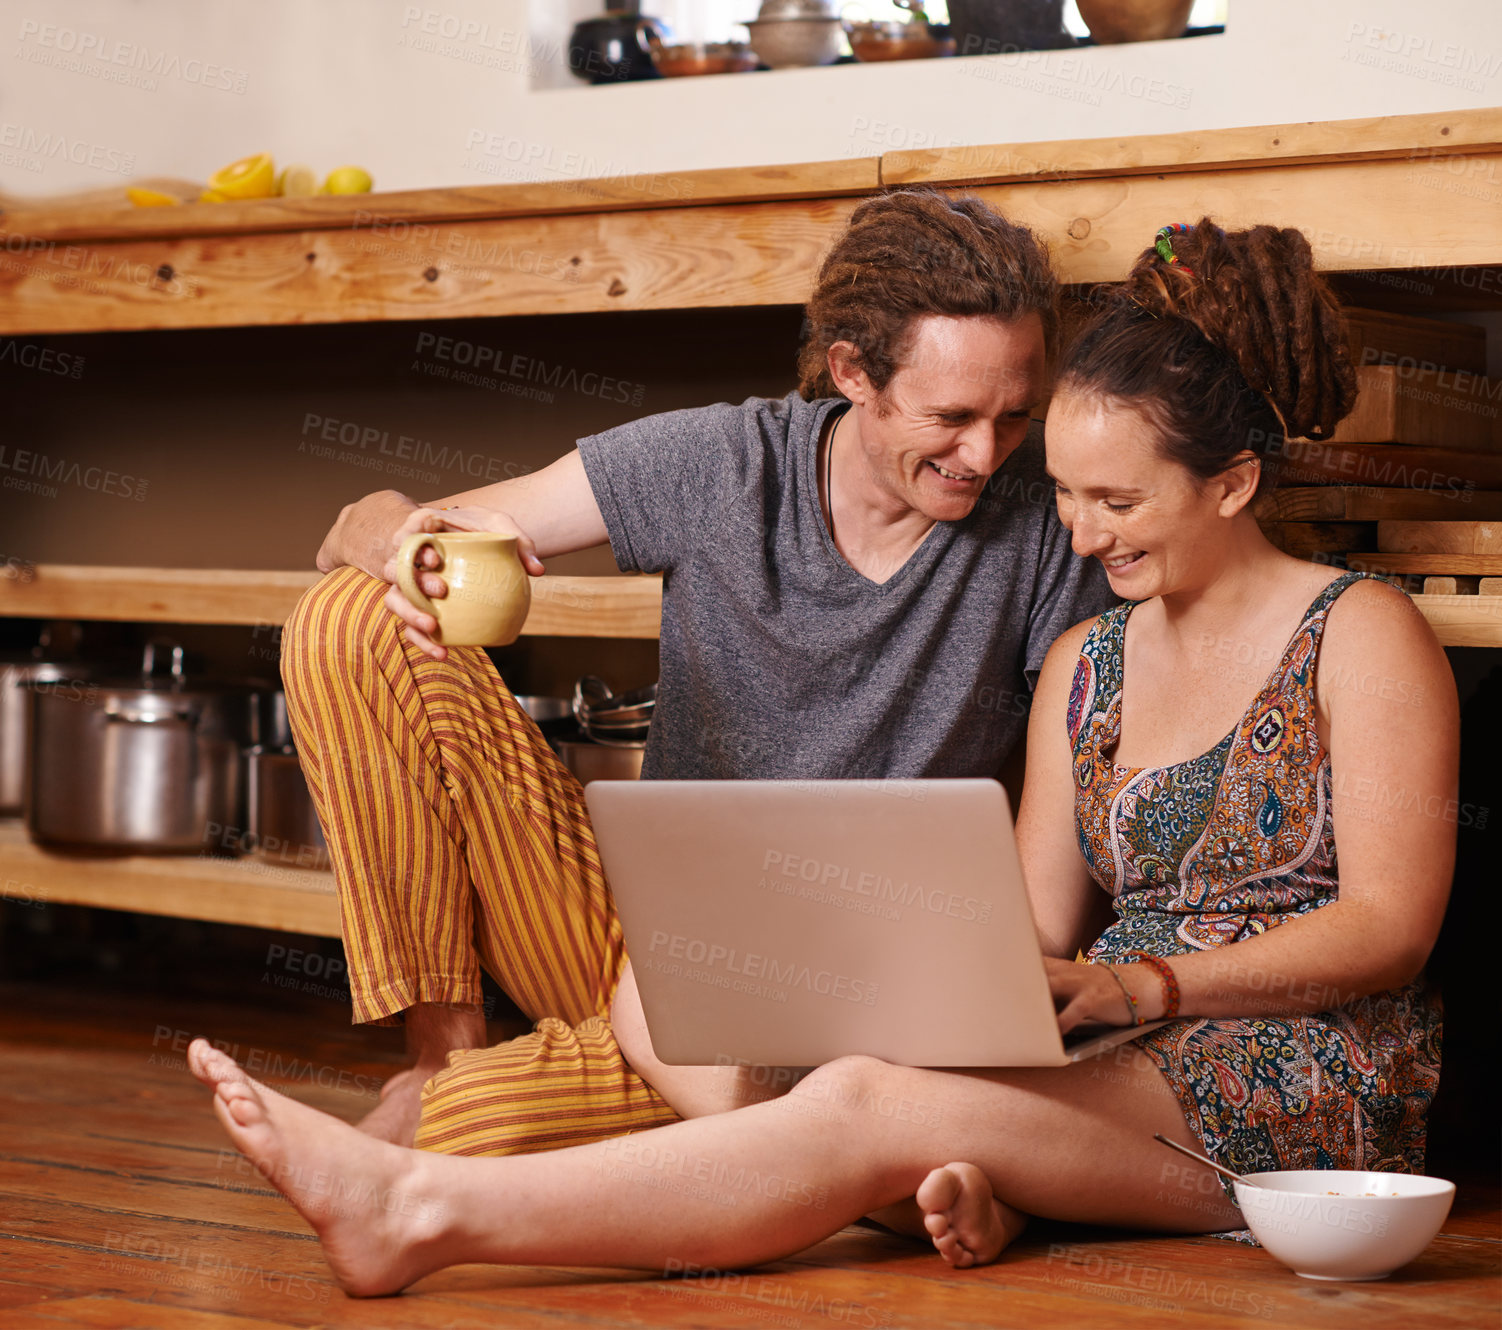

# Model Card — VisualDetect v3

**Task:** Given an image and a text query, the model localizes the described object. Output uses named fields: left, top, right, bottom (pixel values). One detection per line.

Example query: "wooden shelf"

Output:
left=0, top=820, right=339, bottom=936
left=1412, top=593, right=1502, bottom=650
left=0, top=565, right=663, bottom=638
left=0, top=567, right=1494, bottom=646
left=1, top=110, right=1498, bottom=334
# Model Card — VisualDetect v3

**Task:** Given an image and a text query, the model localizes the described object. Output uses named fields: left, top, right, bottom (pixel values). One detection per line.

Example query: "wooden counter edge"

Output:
left=0, top=157, right=883, bottom=245
left=8, top=107, right=1500, bottom=246
left=882, top=106, right=1502, bottom=186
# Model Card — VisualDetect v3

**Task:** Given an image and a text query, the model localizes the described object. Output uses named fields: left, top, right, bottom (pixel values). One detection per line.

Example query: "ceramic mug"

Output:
left=395, top=531, right=531, bottom=646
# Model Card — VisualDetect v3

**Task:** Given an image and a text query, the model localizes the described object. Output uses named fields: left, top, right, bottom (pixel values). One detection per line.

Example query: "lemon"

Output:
left=208, top=152, right=276, bottom=200
left=126, top=187, right=182, bottom=207
left=198, top=188, right=229, bottom=203
left=320, top=165, right=373, bottom=195
left=276, top=164, right=318, bottom=197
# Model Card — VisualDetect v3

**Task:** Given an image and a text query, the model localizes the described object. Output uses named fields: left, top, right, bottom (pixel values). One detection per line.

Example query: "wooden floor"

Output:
left=1, top=929, right=1497, bottom=1330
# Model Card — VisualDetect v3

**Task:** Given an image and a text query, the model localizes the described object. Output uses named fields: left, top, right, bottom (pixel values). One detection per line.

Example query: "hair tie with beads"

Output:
left=1154, top=223, right=1194, bottom=275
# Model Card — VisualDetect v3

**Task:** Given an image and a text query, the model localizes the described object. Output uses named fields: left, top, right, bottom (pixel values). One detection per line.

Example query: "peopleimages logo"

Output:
left=761, top=849, right=993, bottom=924
left=646, top=931, right=879, bottom=1005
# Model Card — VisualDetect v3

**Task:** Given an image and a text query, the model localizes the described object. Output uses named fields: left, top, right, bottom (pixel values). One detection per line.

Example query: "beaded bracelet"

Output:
left=1102, top=965, right=1145, bottom=1027
left=1130, top=952, right=1181, bottom=1020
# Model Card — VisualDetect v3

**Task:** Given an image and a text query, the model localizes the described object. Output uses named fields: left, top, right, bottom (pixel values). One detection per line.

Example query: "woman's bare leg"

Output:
left=188, top=1039, right=1237, bottom=1297
left=608, top=962, right=806, bottom=1118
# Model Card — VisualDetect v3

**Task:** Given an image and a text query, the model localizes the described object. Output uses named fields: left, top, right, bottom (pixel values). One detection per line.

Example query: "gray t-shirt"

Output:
left=578, top=392, right=1115, bottom=780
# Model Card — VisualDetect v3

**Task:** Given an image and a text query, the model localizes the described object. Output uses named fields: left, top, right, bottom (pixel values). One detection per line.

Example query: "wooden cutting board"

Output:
left=1271, top=444, right=1502, bottom=491
left=1378, top=521, right=1502, bottom=555
left=1423, top=576, right=1502, bottom=595
left=1343, top=307, right=1487, bottom=377
left=1321, top=365, right=1499, bottom=451
left=1347, top=553, right=1502, bottom=574
left=1260, top=522, right=1374, bottom=557
left=1255, top=488, right=1502, bottom=522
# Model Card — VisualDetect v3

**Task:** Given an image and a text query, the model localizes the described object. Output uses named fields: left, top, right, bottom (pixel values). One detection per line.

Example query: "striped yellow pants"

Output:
left=280, top=566, right=681, bottom=1155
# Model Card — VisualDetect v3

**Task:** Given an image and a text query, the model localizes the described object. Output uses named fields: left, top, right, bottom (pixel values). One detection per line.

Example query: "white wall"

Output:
left=3, top=0, right=1499, bottom=199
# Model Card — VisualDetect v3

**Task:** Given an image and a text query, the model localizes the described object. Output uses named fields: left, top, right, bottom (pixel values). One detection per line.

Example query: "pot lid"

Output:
left=79, top=641, right=271, bottom=695
left=0, top=622, right=85, bottom=667
left=2, top=659, right=83, bottom=683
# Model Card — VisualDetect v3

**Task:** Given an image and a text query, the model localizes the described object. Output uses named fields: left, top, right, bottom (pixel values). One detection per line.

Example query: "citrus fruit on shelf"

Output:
left=126, top=187, right=182, bottom=207
left=319, top=165, right=373, bottom=195
left=208, top=152, right=276, bottom=200
left=276, top=164, right=318, bottom=197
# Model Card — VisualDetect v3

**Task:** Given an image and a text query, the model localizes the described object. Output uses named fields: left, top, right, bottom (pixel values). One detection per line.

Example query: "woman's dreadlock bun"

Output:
left=1057, top=218, right=1358, bottom=484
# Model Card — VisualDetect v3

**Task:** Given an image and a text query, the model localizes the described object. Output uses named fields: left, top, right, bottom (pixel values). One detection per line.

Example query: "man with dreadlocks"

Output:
left=283, top=188, right=1113, bottom=1156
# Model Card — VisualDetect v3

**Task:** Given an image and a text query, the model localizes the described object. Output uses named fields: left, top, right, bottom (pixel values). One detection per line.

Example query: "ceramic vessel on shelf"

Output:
left=943, top=0, right=1074, bottom=55
left=568, top=4, right=669, bottom=83
left=743, top=15, right=844, bottom=67
left=652, top=41, right=760, bottom=76
left=756, top=0, right=836, bottom=17
left=846, top=18, right=956, bottom=61
left=1075, top=0, right=1195, bottom=44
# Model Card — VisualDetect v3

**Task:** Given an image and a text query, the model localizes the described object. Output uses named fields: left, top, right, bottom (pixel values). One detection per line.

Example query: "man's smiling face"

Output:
left=847, top=312, right=1047, bottom=524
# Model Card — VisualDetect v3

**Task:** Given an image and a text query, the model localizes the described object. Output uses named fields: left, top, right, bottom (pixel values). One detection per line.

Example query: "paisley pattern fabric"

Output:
left=1070, top=571, right=1443, bottom=1197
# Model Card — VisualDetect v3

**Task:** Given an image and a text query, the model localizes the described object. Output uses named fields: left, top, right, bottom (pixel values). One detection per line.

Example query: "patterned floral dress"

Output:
left=1068, top=571, right=1442, bottom=1195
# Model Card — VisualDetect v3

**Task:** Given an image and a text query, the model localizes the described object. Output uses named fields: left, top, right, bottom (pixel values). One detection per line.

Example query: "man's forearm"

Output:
left=316, top=489, right=419, bottom=576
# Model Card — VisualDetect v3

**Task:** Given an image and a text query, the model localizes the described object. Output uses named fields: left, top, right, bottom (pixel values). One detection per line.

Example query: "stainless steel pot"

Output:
left=556, top=739, right=645, bottom=784
left=246, top=744, right=331, bottom=871
left=0, top=626, right=88, bottom=816
left=514, top=694, right=574, bottom=733
left=2, top=659, right=92, bottom=816
left=265, top=687, right=294, bottom=749
left=25, top=640, right=264, bottom=854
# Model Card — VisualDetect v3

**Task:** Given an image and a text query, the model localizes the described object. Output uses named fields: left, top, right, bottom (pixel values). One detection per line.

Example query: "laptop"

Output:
left=584, top=778, right=1166, bottom=1068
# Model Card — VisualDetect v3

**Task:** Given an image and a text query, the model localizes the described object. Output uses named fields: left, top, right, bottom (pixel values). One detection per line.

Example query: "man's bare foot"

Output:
left=916, top=1162, right=1027, bottom=1269
left=359, top=1002, right=487, bottom=1146
left=357, top=1066, right=432, bottom=1147
left=187, top=1038, right=449, bottom=1297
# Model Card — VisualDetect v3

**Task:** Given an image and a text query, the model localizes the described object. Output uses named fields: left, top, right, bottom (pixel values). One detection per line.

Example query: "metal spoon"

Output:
left=1153, top=1133, right=1262, bottom=1189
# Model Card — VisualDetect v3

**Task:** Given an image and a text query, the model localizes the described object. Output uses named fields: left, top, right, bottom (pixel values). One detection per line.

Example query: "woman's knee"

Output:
left=790, top=1054, right=896, bottom=1111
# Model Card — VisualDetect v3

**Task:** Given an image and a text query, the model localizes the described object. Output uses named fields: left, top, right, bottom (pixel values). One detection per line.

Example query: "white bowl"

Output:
left=743, top=17, right=843, bottom=68
left=1234, top=1170, right=1455, bottom=1281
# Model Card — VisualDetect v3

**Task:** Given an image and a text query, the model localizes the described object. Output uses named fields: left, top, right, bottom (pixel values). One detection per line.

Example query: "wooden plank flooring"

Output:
left=0, top=949, right=1496, bottom=1328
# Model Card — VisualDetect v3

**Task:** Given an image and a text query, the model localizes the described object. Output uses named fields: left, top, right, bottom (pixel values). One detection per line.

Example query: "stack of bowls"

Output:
left=744, top=0, right=844, bottom=68
left=557, top=676, right=654, bottom=783
left=573, top=675, right=654, bottom=745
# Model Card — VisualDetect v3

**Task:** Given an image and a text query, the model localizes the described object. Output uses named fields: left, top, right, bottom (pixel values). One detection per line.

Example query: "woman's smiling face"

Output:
left=1044, top=388, right=1250, bottom=598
